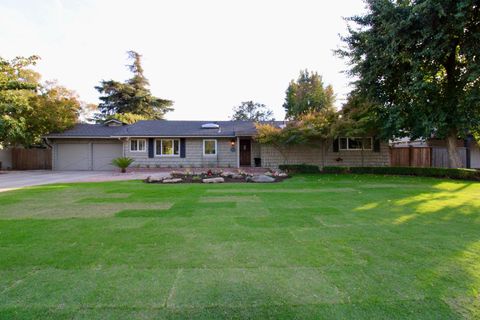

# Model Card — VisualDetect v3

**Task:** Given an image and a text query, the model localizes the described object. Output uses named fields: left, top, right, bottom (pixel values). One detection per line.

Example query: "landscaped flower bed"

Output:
left=144, top=169, right=289, bottom=184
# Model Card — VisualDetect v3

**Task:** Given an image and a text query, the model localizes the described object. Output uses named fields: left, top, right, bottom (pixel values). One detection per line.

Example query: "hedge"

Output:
left=322, top=166, right=480, bottom=181
left=279, top=164, right=320, bottom=173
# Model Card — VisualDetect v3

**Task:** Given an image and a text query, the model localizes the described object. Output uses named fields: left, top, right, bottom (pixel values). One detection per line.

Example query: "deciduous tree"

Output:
left=337, top=0, right=480, bottom=168
left=283, top=70, right=335, bottom=119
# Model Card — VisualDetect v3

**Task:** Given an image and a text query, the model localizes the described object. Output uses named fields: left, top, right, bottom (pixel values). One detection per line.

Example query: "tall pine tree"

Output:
left=96, top=51, right=173, bottom=121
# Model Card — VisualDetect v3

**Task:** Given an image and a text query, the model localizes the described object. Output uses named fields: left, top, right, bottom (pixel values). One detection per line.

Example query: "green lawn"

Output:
left=0, top=174, right=479, bottom=319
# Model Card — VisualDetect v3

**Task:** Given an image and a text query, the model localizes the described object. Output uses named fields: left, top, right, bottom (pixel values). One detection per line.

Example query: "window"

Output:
left=339, top=137, right=373, bottom=150
left=130, top=139, right=146, bottom=152
left=203, top=139, right=217, bottom=156
left=155, top=139, right=180, bottom=156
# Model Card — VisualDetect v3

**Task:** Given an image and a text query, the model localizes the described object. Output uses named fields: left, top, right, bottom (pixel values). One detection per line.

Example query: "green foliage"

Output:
left=334, top=93, right=380, bottom=138
left=231, top=101, right=274, bottom=121
left=283, top=69, right=335, bottom=119
left=95, top=51, right=173, bottom=121
left=0, top=57, right=79, bottom=147
left=321, top=166, right=350, bottom=174
left=278, top=164, right=320, bottom=173
left=105, top=112, right=149, bottom=124
left=322, top=166, right=480, bottom=181
left=111, top=157, right=134, bottom=173
left=338, top=0, right=480, bottom=167
left=255, top=109, right=338, bottom=147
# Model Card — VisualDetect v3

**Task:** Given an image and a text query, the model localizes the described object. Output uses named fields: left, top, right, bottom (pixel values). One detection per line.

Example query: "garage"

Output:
left=92, top=143, right=123, bottom=170
left=54, top=141, right=123, bottom=171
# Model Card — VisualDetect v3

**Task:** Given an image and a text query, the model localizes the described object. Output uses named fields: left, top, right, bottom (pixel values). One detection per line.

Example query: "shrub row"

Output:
left=322, top=166, right=480, bottom=180
left=279, top=164, right=321, bottom=173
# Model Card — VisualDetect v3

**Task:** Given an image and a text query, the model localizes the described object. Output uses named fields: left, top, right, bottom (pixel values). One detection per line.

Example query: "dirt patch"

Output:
left=206, top=188, right=356, bottom=194
left=199, top=196, right=261, bottom=203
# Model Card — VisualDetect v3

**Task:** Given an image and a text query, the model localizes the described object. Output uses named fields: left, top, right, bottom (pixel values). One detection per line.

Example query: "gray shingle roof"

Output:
left=46, top=123, right=127, bottom=137
left=47, top=120, right=285, bottom=138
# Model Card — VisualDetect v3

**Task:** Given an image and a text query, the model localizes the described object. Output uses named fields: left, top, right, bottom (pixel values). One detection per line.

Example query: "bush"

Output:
left=321, top=166, right=480, bottom=181
left=322, top=166, right=350, bottom=174
left=111, top=157, right=135, bottom=173
left=279, top=164, right=320, bottom=173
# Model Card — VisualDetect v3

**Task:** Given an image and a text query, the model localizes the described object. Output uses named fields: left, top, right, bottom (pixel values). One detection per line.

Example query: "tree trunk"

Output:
left=446, top=130, right=462, bottom=168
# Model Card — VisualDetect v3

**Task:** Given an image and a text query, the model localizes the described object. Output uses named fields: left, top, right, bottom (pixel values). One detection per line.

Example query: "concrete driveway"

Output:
left=0, top=170, right=165, bottom=193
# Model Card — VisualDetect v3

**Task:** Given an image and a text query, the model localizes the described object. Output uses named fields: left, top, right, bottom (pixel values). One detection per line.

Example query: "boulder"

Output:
left=221, top=172, right=234, bottom=178
left=146, top=174, right=170, bottom=183
left=202, top=177, right=225, bottom=183
left=278, top=172, right=288, bottom=177
left=231, top=174, right=244, bottom=180
left=251, top=174, right=275, bottom=183
left=162, top=178, right=183, bottom=183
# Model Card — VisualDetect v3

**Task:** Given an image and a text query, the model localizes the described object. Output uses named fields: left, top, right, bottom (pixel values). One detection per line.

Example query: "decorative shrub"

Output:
left=321, top=166, right=480, bottom=181
left=322, top=166, right=349, bottom=174
left=279, top=164, right=320, bottom=173
left=111, top=157, right=134, bottom=173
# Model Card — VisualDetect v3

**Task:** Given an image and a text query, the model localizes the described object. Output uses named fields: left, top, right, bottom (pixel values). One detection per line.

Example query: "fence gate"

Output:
left=12, top=148, right=52, bottom=170
left=390, top=147, right=431, bottom=167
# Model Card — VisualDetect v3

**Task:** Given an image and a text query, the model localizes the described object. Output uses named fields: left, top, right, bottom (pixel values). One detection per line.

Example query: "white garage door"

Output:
left=56, top=144, right=90, bottom=171
left=92, top=143, right=123, bottom=171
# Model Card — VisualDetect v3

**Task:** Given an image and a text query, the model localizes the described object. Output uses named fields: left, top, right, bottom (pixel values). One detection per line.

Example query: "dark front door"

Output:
left=240, top=139, right=251, bottom=166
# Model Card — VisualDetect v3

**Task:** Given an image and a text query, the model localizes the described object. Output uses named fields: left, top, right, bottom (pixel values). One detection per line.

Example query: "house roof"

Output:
left=46, top=120, right=284, bottom=138
left=46, top=123, right=126, bottom=138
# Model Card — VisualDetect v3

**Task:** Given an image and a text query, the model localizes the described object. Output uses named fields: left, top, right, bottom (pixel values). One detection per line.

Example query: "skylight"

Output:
left=201, top=123, right=220, bottom=129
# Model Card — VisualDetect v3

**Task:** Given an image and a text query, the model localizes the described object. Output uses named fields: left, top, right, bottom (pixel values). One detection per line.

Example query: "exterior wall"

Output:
left=251, top=141, right=261, bottom=166
left=260, top=141, right=390, bottom=168
left=325, top=142, right=390, bottom=167
left=124, top=138, right=237, bottom=168
left=0, top=148, right=12, bottom=170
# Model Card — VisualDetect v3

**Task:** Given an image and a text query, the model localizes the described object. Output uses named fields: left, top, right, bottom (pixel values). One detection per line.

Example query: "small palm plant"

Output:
left=111, top=157, right=134, bottom=173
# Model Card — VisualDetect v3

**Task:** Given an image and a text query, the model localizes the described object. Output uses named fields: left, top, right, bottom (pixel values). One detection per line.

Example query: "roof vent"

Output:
left=201, top=123, right=220, bottom=129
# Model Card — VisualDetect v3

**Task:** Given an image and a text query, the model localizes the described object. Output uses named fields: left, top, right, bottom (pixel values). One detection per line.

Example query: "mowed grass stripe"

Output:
left=0, top=174, right=478, bottom=319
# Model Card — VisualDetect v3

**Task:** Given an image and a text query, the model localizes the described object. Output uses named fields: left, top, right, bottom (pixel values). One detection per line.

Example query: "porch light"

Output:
left=230, top=139, right=236, bottom=147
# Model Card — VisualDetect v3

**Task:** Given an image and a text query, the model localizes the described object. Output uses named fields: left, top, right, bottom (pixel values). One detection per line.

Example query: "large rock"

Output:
left=162, top=178, right=183, bottom=183
left=202, top=177, right=225, bottom=183
left=251, top=174, right=275, bottom=183
left=146, top=174, right=171, bottom=183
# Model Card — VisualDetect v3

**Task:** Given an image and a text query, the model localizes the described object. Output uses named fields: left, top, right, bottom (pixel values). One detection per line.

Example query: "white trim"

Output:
left=129, top=139, right=146, bottom=152
left=203, top=139, right=217, bottom=156
left=154, top=138, right=180, bottom=157
left=339, top=137, right=373, bottom=151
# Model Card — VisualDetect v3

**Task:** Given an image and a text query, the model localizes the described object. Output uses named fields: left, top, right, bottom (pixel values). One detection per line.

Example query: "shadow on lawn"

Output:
left=353, top=180, right=480, bottom=318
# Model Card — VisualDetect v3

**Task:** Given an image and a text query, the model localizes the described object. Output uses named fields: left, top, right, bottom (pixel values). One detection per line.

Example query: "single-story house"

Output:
left=45, top=120, right=390, bottom=171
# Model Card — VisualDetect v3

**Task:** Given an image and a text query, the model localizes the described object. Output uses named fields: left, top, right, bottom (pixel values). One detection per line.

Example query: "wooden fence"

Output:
left=12, top=148, right=52, bottom=170
left=390, top=146, right=467, bottom=168
left=390, top=147, right=432, bottom=167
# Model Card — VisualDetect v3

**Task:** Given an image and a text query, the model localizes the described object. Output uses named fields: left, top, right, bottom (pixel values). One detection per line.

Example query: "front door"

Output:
left=240, top=139, right=251, bottom=166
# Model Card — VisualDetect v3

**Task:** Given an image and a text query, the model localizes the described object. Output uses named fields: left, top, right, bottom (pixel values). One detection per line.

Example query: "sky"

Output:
left=0, top=0, right=367, bottom=120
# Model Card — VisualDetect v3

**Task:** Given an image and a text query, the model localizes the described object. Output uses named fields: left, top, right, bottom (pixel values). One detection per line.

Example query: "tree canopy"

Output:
left=231, top=101, right=275, bottom=121
left=0, top=56, right=80, bottom=147
left=95, top=51, right=173, bottom=121
left=283, top=70, right=335, bottom=119
left=337, top=0, right=480, bottom=167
